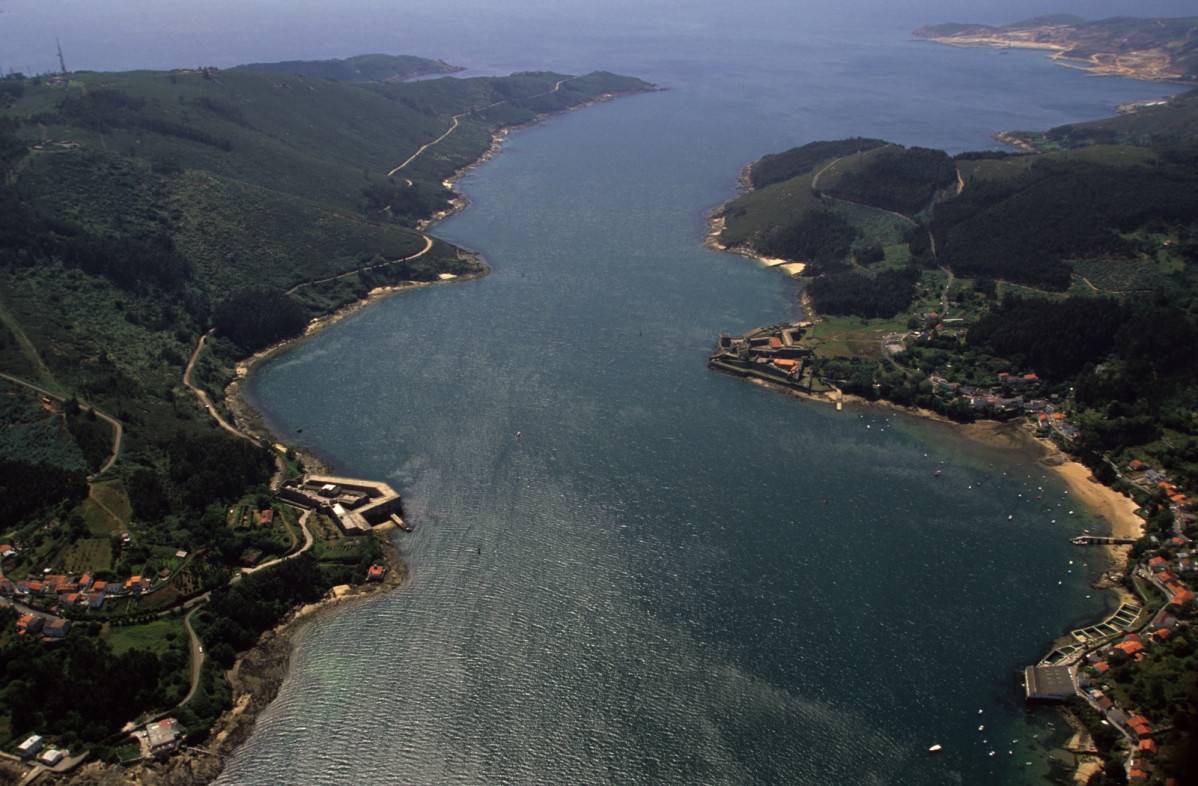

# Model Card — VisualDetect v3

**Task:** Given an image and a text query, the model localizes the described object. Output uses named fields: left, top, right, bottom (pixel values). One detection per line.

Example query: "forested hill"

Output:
left=0, top=59, right=652, bottom=755
left=1004, top=88, right=1198, bottom=151
left=0, top=60, right=651, bottom=545
left=233, top=53, right=462, bottom=82
left=712, top=131, right=1198, bottom=478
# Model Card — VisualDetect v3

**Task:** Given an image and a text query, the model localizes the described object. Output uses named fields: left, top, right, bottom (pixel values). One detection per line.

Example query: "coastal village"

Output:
left=0, top=472, right=406, bottom=782
left=712, top=321, right=1198, bottom=782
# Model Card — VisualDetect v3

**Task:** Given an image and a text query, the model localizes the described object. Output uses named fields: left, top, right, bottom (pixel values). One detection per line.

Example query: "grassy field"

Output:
left=56, top=537, right=112, bottom=574
left=805, top=314, right=909, bottom=360
left=104, top=617, right=183, bottom=656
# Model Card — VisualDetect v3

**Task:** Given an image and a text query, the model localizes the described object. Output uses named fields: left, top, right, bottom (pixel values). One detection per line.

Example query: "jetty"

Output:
left=1070, top=535, right=1138, bottom=546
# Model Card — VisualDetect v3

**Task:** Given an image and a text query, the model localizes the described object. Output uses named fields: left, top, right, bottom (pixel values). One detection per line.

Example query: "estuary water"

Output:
left=225, top=17, right=1169, bottom=785
left=0, top=0, right=1177, bottom=783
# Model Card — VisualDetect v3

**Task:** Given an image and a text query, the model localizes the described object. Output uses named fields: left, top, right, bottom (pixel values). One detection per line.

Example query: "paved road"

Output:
left=180, top=605, right=205, bottom=707
left=182, top=331, right=252, bottom=441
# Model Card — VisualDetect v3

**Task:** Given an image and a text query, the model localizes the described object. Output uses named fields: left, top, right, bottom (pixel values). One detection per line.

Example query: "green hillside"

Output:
left=1009, top=88, right=1198, bottom=151
left=710, top=134, right=1198, bottom=485
left=233, top=53, right=462, bottom=82
left=0, top=61, right=653, bottom=755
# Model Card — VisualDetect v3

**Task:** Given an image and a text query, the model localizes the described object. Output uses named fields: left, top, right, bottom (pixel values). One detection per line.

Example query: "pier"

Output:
left=1070, top=535, right=1138, bottom=546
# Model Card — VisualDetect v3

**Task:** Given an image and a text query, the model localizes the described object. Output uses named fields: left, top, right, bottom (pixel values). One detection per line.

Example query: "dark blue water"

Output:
left=1, top=1, right=1173, bottom=782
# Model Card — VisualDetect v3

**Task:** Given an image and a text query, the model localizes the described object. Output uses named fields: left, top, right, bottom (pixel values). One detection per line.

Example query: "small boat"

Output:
left=928, top=744, right=943, bottom=753
left=978, top=725, right=985, bottom=732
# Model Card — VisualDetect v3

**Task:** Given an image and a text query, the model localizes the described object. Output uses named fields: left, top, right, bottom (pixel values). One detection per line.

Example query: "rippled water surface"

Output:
left=4, top=0, right=1168, bottom=783
left=231, top=44, right=1162, bottom=785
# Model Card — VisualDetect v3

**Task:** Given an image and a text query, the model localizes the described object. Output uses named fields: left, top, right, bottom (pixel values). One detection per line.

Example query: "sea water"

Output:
left=228, top=24, right=1165, bottom=786
left=1, top=0, right=1178, bottom=783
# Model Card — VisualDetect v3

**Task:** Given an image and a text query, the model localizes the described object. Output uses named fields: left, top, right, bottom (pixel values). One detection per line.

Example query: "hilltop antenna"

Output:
left=56, top=38, right=67, bottom=75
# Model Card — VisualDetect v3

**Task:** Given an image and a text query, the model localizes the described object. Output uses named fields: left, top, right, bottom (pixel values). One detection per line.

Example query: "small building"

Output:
left=1025, top=664, right=1075, bottom=702
left=146, top=718, right=186, bottom=753
left=1113, top=640, right=1145, bottom=659
left=44, top=618, right=71, bottom=638
left=366, top=564, right=387, bottom=582
left=16, top=734, right=43, bottom=758
left=1127, top=714, right=1154, bottom=739
left=38, top=748, right=65, bottom=766
left=259, top=508, right=275, bottom=525
left=16, top=614, right=44, bottom=635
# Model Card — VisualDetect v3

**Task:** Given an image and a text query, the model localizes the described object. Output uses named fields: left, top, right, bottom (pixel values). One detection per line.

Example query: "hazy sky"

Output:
left=0, top=0, right=1192, bottom=76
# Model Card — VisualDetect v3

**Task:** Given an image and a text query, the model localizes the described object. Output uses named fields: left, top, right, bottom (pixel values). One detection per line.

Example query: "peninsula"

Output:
left=706, top=92, right=1198, bottom=784
left=914, top=15, right=1198, bottom=83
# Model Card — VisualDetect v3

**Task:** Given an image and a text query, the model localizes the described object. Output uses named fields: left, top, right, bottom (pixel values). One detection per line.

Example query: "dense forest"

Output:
left=1, top=614, right=168, bottom=746
left=748, top=138, right=888, bottom=188
left=822, top=146, right=957, bottom=215
left=932, top=153, right=1198, bottom=291
left=806, top=266, right=920, bottom=319
left=756, top=209, right=860, bottom=268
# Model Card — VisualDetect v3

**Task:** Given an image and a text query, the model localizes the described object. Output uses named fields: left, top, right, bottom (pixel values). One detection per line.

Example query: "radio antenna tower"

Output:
left=56, top=38, right=67, bottom=75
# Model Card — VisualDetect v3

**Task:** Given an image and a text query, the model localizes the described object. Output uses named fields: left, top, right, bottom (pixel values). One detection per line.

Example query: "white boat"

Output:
left=928, top=744, right=942, bottom=753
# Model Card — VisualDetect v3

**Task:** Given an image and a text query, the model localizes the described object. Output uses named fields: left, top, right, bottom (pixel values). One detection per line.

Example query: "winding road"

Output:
left=0, top=370, right=123, bottom=478
left=182, top=330, right=252, bottom=441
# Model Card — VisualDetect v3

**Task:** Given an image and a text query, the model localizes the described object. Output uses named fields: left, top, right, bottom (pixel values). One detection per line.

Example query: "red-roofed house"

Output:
left=260, top=509, right=275, bottom=525
left=1128, top=459, right=1149, bottom=472
left=1127, top=714, right=1154, bottom=739
left=1092, top=661, right=1110, bottom=675
left=366, top=564, right=387, bottom=582
left=16, top=614, right=43, bottom=635
left=1149, top=556, right=1170, bottom=572
left=1114, top=640, right=1145, bottom=659
left=1169, top=586, right=1195, bottom=606
left=1138, top=738, right=1157, bottom=755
